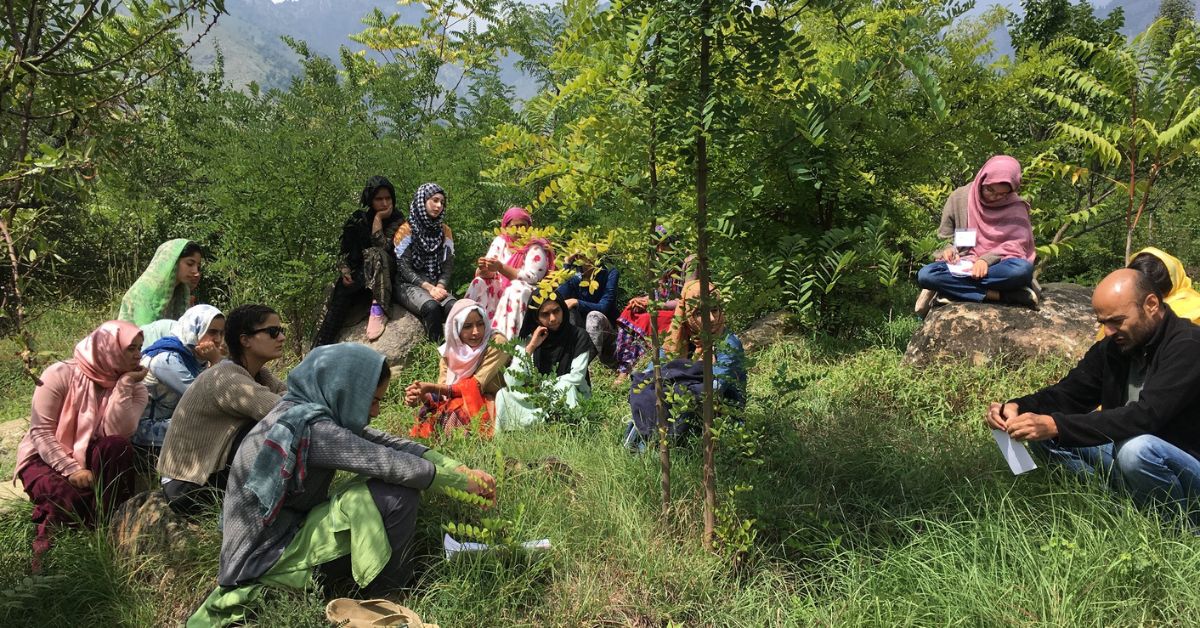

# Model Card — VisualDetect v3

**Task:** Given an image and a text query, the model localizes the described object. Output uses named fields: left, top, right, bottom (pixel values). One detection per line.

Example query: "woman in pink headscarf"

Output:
left=464, top=207, right=556, bottom=339
left=13, top=320, right=149, bottom=567
left=915, top=155, right=1039, bottom=316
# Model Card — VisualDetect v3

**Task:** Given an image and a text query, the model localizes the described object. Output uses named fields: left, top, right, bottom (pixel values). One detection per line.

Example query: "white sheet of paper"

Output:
left=946, top=259, right=975, bottom=277
left=991, top=429, right=1038, bottom=475
left=443, top=533, right=552, bottom=560
left=953, top=229, right=977, bottom=248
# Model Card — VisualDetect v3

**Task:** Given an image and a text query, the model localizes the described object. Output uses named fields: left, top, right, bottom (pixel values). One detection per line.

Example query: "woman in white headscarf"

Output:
left=133, top=304, right=225, bottom=465
left=404, top=299, right=509, bottom=439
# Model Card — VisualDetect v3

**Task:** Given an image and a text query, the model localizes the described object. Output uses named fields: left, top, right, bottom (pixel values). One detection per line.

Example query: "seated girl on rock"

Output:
left=915, top=155, right=1038, bottom=317
left=313, top=176, right=403, bottom=346
left=393, top=182, right=458, bottom=342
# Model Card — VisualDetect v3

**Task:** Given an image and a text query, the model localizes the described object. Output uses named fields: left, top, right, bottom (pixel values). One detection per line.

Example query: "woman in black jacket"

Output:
left=393, top=182, right=457, bottom=342
left=312, top=176, right=403, bottom=346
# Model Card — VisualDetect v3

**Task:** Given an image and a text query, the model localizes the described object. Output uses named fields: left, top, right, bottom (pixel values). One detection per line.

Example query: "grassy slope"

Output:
left=2, top=307, right=1200, bottom=626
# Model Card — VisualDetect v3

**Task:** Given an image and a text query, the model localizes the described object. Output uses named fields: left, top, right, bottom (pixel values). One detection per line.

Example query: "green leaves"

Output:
left=1055, top=121, right=1122, bottom=167
left=901, top=53, right=948, bottom=122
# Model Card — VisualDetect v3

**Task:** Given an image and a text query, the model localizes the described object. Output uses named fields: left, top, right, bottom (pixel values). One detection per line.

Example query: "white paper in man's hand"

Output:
left=992, top=429, right=1038, bottom=475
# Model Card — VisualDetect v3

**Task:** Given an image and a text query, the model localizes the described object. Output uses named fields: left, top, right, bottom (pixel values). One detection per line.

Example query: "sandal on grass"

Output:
left=325, top=598, right=438, bottom=627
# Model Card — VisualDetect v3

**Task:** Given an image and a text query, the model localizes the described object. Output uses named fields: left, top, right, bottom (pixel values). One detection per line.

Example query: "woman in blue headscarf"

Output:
left=189, top=343, right=496, bottom=627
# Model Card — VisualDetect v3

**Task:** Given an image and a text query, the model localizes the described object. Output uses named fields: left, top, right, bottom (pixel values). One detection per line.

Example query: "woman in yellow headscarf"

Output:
left=1131, top=247, right=1200, bottom=318
left=1096, top=247, right=1200, bottom=340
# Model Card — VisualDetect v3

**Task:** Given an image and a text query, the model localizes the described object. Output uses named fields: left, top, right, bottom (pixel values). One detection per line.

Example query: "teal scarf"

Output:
left=246, top=343, right=387, bottom=523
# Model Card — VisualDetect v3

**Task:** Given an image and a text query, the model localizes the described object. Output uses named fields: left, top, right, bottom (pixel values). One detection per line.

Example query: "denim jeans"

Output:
left=917, top=258, right=1033, bottom=302
left=1031, top=435, right=1200, bottom=525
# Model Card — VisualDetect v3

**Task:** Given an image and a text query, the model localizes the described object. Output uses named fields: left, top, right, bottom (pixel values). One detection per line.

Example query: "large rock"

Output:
left=904, top=282, right=1096, bottom=367
left=337, top=301, right=426, bottom=366
left=109, top=490, right=196, bottom=559
left=740, top=310, right=792, bottom=354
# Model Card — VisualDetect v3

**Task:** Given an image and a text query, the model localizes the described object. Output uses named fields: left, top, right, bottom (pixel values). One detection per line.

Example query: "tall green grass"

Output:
left=2, top=313, right=1199, bottom=626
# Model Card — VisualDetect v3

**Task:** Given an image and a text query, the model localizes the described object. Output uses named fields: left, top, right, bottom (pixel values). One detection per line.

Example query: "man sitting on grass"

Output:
left=987, top=268, right=1200, bottom=527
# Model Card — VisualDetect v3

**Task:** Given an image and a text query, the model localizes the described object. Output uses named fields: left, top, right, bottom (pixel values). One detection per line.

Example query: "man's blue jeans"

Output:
left=917, top=258, right=1033, bottom=302
left=1030, top=435, right=1200, bottom=526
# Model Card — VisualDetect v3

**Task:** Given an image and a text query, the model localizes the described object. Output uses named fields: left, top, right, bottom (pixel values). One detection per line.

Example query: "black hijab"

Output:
left=342, top=176, right=402, bottom=265
left=520, top=297, right=595, bottom=377
left=359, top=176, right=401, bottom=223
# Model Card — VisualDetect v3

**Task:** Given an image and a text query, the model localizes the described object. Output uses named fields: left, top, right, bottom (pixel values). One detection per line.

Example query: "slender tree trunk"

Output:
left=1124, top=94, right=1139, bottom=262
left=695, top=0, right=718, bottom=550
left=0, top=213, right=40, bottom=385
left=644, top=36, right=671, bottom=515
left=2, top=13, right=43, bottom=385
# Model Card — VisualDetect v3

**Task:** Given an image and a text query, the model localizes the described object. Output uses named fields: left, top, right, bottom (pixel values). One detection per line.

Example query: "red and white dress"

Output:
left=465, top=236, right=551, bottom=340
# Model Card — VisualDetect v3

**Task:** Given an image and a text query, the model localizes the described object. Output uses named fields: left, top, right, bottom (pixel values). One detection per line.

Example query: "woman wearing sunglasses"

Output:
left=157, top=304, right=287, bottom=515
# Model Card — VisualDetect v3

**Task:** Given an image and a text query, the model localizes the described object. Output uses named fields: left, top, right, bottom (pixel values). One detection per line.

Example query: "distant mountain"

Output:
left=965, top=0, right=1194, bottom=62
left=184, top=0, right=420, bottom=90
left=184, top=0, right=540, bottom=96
left=185, top=10, right=300, bottom=90
left=187, top=0, right=1182, bottom=95
left=1100, top=0, right=1198, bottom=37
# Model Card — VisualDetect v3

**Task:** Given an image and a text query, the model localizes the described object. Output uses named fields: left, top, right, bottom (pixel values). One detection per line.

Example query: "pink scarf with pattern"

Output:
left=498, top=207, right=555, bottom=288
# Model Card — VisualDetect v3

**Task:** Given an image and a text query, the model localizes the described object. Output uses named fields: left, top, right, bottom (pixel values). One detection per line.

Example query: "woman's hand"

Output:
left=629, top=296, right=649, bottom=312
left=67, top=469, right=94, bottom=490
left=971, top=259, right=989, bottom=279
left=459, top=465, right=497, bottom=506
left=428, top=285, right=449, bottom=302
left=940, top=246, right=959, bottom=264
left=526, top=326, right=549, bottom=353
left=477, top=257, right=501, bottom=274
left=372, top=209, right=391, bottom=234
left=122, top=365, right=150, bottom=384
left=194, top=338, right=223, bottom=365
left=404, top=381, right=424, bottom=407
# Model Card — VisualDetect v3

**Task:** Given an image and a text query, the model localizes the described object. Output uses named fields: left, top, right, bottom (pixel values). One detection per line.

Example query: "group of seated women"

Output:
left=12, top=175, right=747, bottom=626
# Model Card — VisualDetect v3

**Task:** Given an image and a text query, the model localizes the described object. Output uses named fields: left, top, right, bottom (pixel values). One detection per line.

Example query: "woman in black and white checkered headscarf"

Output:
left=407, top=182, right=448, bottom=279
left=393, top=182, right=458, bottom=342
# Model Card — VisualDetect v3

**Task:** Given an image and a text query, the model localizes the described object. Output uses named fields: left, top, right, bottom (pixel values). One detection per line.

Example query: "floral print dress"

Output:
left=464, top=236, right=551, bottom=340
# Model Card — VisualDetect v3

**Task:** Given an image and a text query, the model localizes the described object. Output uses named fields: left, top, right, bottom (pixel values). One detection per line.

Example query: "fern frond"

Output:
left=1055, top=121, right=1122, bottom=167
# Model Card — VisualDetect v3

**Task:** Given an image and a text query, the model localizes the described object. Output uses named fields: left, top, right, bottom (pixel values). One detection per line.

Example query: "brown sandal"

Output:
left=325, top=598, right=437, bottom=627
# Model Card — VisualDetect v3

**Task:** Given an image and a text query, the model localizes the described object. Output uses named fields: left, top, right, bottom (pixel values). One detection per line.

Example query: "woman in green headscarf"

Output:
left=118, top=239, right=204, bottom=326
left=189, top=343, right=497, bottom=627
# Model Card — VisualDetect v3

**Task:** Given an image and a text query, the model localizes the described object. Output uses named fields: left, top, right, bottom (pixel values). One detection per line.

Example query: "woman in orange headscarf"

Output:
left=623, top=280, right=748, bottom=450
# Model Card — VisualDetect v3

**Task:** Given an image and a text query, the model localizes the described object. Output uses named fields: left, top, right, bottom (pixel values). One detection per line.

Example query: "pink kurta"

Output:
left=14, top=361, right=148, bottom=479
